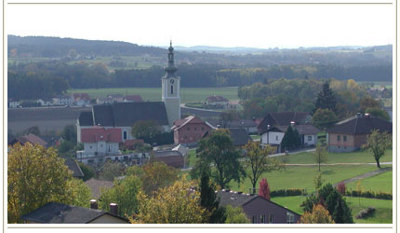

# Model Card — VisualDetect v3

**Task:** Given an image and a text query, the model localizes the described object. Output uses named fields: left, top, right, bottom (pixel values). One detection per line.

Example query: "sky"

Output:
left=5, top=2, right=396, bottom=49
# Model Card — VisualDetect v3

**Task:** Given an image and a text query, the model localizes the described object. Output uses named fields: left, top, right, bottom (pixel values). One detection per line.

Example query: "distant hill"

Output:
left=8, top=35, right=166, bottom=58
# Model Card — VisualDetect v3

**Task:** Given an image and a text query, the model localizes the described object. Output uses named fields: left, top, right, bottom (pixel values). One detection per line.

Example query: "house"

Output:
left=64, top=158, right=84, bottom=178
left=72, top=93, right=91, bottom=106
left=36, top=98, right=53, bottom=106
left=171, top=115, right=215, bottom=146
left=327, top=113, right=392, bottom=153
left=21, top=202, right=129, bottom=224
left=217, top=190, right=301, bottom=224
left=209, top=119, right=258, bottom=134
left=258, top=112, right=316, bottom=152
left=53, top=95, right=74, bottom=106
left=8, top=99, right=20, bottom=108
left=228, top=128, right=252, bottom=147
left=9, top=133, right=48, bottom=147
left=85, top=178, right=114, bottom=199
left=205, top=95, right=229, bottom=108
left=107, top=94, right=124, bottom=103
left=77, top=102, right=170, bottom=143
left=172, top=144, right=189, bottom=157
left=123, top=95, right=144, bottom=102
left=77, top=127, right=122, bottom=164
left=152, top=150, right=184, bottom=168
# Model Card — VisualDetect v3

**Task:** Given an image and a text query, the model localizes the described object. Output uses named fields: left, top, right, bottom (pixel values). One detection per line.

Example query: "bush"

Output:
left=346, top=190, right=392, bottom=200
left=270, top=188, right=306, bottom=197
left=356, top=207, right=376, bottom=219
left=337, top=182, right=346, bottom=195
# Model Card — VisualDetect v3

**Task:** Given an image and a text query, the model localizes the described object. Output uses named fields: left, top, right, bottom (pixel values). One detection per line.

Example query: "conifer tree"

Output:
left=313, top=81, right=337, bottom=114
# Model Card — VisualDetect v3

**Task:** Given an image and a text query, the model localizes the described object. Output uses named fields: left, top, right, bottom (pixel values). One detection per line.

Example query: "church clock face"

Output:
left=170, top=79, right=175, bottom=84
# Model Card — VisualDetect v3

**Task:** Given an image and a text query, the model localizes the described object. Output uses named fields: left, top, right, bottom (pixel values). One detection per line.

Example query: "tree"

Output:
left=98, top=161, right=125, bottom=181
left=61, top=124, right=77, bottom=142
left=8, top=143, right=73, bottom=223
left=131, top=178, right=207, bottom=223
left=314, top=81, right=337, bottom=114
left=313, top=173, right=324, bottom=192
left=243, top=141, right=282, bottom=194
left=311, top=108, right=338, bottom=130
left=78, top=162, right=96, bottom=181
left=192, top=129, right=245, bottom=189
left=365, top=107, right=390, bottom=121
left=219, top=110, right=240, bottom=128
left=126, top=161, right=179, bottom=196
left=300, top=204, right=335, bottom=224
left=363, top=130, right=391, bottom=168
left=314, top=144, right=328, bottom=172
left=318, top=183, right=353, bottom=223
left=131, top=120, right=162, bottom=140
left=24, top=126, right=41, bottom=136
left=337, top=182, right=346, bottom=195
left=281, top=125, right=301, bottom=151
left=66, top=178, right=92, bottom=208
left=225, top=205, right=250, bottom=223
left=199, top=173, right=227, bottom=223
left=359, top=96, right=381, bottom=113
left=258, top=178, right=271, bottom=200
left=99, top=175, right=142, bottom=218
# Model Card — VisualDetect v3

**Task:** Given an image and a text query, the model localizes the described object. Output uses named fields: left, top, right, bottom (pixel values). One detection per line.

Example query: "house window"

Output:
left=108, top=145, right=111, bottom=152
left=170, top=85, right=174, bottom=94
left=260, top=214, right=266, bottom=223
left=308, top=136, right=312, bottom=141
left=287, top=212, right=295, bottom=224
left=343, top=135, right=347, bottom=142
left=252, top=216, right=257, bottom=223
left=123, top=131, right=127, bottom=140
left=337, top=135, right=341, bottom=141
left=276, top=136, right=278, bottom=141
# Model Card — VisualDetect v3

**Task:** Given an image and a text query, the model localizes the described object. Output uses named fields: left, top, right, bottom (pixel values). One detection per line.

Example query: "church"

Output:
left=76, top=42, right=181, bottom=144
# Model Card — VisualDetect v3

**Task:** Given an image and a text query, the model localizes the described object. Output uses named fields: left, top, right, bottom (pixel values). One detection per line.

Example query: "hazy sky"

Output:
left=6, top=2, right=395, bottom=49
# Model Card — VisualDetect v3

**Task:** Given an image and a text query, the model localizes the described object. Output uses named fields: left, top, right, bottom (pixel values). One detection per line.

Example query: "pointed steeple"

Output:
left=165, top=41, right=177, bottom=76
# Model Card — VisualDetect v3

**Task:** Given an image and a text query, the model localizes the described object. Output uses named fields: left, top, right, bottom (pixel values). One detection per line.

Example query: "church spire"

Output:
left=165, top=41, right=177, bottom=75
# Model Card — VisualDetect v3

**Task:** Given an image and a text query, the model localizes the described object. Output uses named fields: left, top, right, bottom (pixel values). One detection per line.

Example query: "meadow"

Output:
left=68, top=87, right=239, bottom=103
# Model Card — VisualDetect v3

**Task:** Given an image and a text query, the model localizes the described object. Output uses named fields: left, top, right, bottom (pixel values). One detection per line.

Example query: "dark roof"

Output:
left=85, top=178, right=114, bottom=199
left=153, top=150, right=184, bottom=168
left=85, top=102, right=169, bottom=127
left=21, top=202, right=128, bottom=223
left=328, top=115, right=392, bottom=135
left=228, top=128, right=252, bottom=146
left=294, top=124, right=320, bottom=135
left=78, top=111, right=94, bottom=126
left=14, top=134, right=48, bottom=147
left=64, top=158, right=84, bottom=178
left=217, top=190, right=257, bottom=208
left=217, top=190, right=301, bottom=216
left=258, top=112, right=310, bottom=133
left=154, top=150, right=183, bottom=158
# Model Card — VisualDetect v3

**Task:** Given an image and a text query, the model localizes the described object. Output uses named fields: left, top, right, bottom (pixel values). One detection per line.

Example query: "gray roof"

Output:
left=294, top=124, right=320, bottom=135
left=217, top=190, right=257, bottom=208
left=64, top=158, right=84, bottom=178
left=21, top=202, right=127, bottom=223
left=78, top=111, right=94, bottom=126
left=328, top=115, right=392, bottom=135
left=80, top=102, right=169, bottom=127
left=228, top=128, right=252, bottom=146
left=154, top=150, right=183, bottom=158
left=258, top=112, right=310, bottom=133
left=85, top=178, right=114, bottom=199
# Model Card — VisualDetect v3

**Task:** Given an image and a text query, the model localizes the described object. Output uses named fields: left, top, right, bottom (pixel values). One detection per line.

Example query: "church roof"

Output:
left=79, top=102, right=169, bottom=127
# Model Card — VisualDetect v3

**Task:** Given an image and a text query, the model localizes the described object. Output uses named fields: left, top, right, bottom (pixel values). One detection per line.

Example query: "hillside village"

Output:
left=7, top=42, right=393, bottom=225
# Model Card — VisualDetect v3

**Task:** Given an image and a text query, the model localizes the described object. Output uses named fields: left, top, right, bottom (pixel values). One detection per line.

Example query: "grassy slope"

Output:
left=68, top=87, right=239, bottom=103
left=271, top=196, right=392, bottom=223
left=346, top=171, right=392, bottom=193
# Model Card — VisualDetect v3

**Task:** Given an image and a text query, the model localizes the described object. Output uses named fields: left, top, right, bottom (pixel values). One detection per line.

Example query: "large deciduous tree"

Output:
left=131, top=178, right=207, bottom=223
left=8, top=143, right=73, bottom=223
left=199, top=173, right=227, bottom=223
left=363, top=130, right=391, bottom=168
left=300, top=204, right=335, bottom=224
left=131, top=120, right=162, bottom=140
left=243, top=142, right=282, bottom=194
left=314, top=144, right=328, bottom=172
left=225, top=205, right=250, bottom=223
left=192, top=129, right=245, bottom=189
left=258, top=178, right=271, bottom=200
left=311, top=108, right=338, bottom=130
left=99, top=175, right=142, bottom=218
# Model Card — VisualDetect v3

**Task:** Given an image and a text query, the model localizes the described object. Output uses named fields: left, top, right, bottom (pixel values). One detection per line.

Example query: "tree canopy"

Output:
left=363, top=130, right=391, bottom=168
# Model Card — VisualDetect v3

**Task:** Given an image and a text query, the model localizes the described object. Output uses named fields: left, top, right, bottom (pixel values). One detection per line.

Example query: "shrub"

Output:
left=346, top=190, right=392, bottom=200
left=356, top=207, right=376, bottom=219
left=337, top=182, right=346, bottom=195
left=270, top=188, right=306, bottom=197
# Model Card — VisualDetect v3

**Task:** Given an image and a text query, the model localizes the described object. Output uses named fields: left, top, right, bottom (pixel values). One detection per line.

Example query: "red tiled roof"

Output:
left=81, top=127, right=122, bottom=143
left=172, top=115, right=207, bottom=130
left=73, top=93, right=91, bottom=101
left=124, top=95, right=143, bottom=102
left=17, top=133, right=48, bottom=147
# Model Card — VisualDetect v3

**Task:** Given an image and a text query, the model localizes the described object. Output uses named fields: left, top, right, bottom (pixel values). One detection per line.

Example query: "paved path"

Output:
left=333, top=167, right=392, bottom=186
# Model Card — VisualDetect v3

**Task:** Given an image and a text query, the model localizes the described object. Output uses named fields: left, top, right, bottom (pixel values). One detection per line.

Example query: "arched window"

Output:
left=170, top=85, right=174, bottom=94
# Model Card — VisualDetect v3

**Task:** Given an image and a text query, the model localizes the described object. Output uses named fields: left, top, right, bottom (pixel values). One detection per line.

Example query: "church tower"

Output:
left=162, top=41, right=181, bottom=126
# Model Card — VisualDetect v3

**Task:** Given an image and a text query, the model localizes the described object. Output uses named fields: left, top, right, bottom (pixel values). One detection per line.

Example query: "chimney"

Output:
left=364, top=113, right=370, bottom=118
left=109, top=203, right=118, bottom=215
left=90, top=199, right=98, bottom=209
left=290, top=121, right=295, bottom=127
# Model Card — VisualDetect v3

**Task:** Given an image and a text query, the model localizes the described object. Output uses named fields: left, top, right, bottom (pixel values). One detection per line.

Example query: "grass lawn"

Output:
left=68, top=87, right=239, bottom=103
left=282, top=149, right=392, bottom=164
left=270, top=196, right=392, bottom=223
left=346, top=171, right=392, bottom=193
left=230, top=165, right=390, bottom=194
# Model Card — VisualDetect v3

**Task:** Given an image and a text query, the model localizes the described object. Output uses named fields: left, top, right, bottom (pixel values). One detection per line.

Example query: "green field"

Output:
left=271, top=196, right=392, bottom=223
left=68, top=87, right=239, bottom=103
left=230, top=165, right=389, bottom=193
left=283, top=149, right=392, bottom=164
left=346, top=171, right=392, bottom=193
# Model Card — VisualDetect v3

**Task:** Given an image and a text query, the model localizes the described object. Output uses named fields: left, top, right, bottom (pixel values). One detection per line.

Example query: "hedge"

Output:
left=346, top=190, right=392, bottom=200
left=270, top=188, right=307, bottom=197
